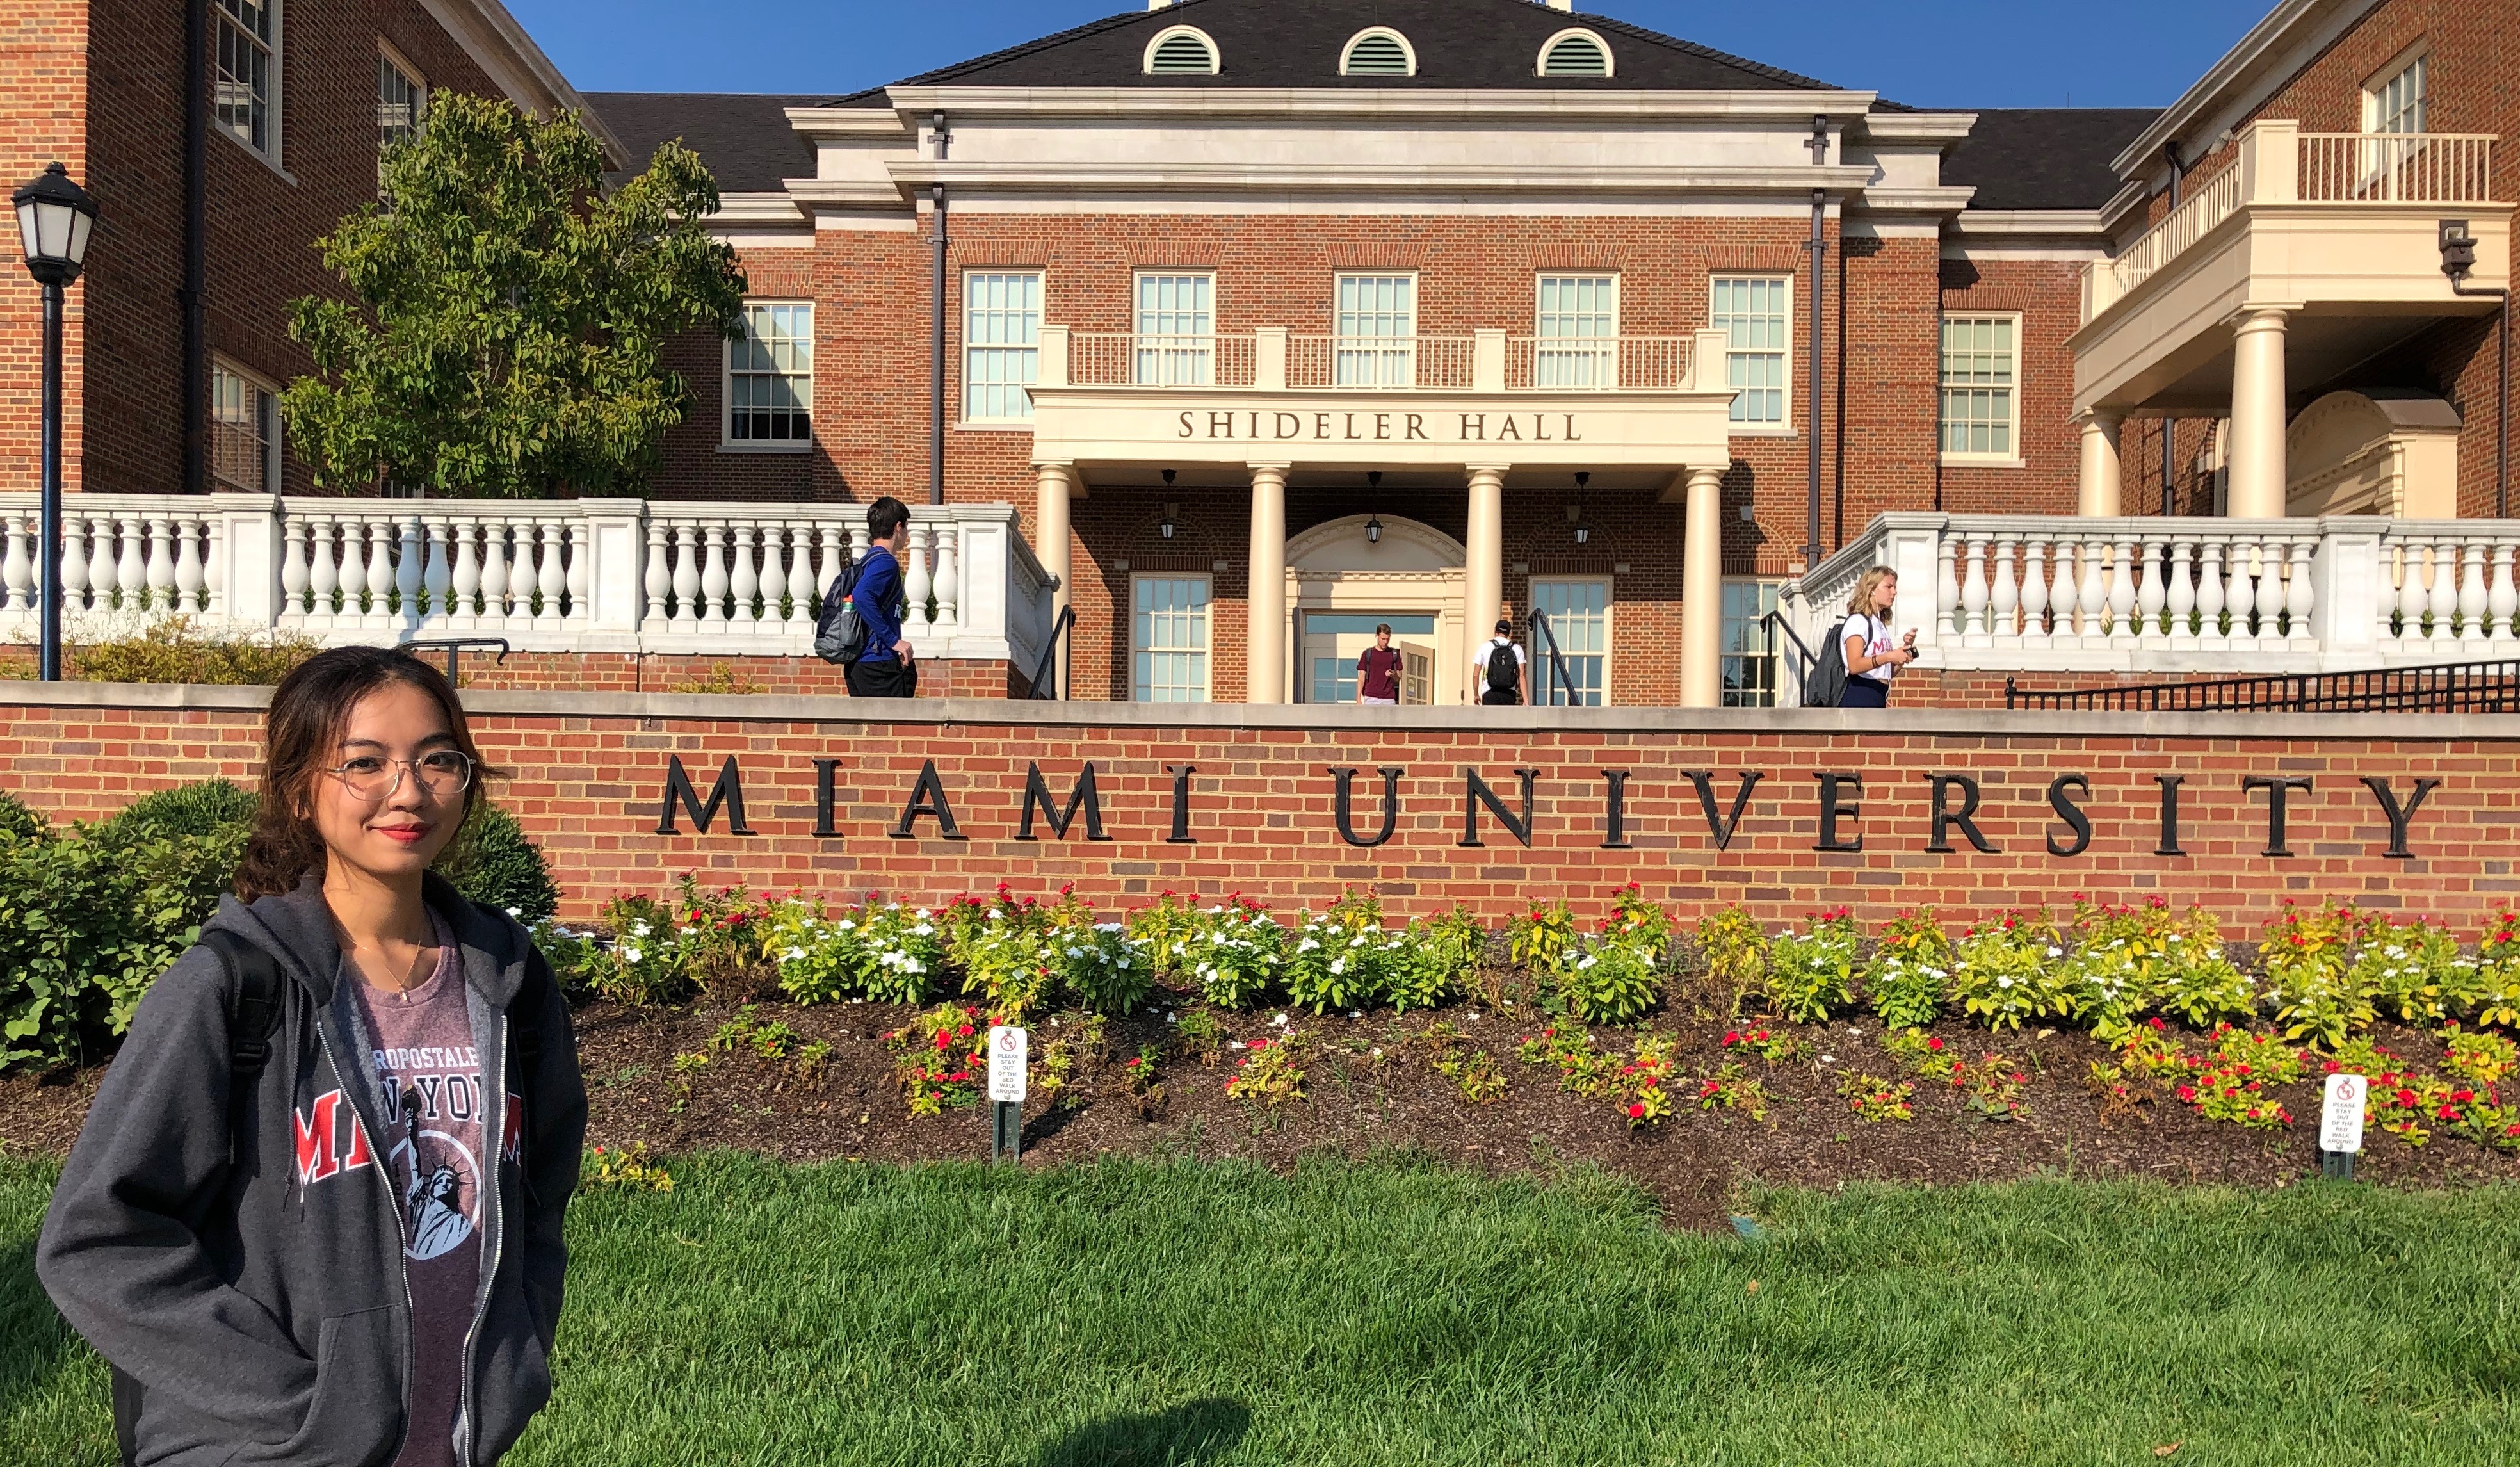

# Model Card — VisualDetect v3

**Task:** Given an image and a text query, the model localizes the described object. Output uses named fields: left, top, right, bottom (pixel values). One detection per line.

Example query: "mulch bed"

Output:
left=13, top=993, right=2508, bottom=1231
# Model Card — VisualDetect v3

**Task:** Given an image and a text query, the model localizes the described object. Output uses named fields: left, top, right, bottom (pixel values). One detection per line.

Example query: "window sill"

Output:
left=718, top=441, right=814, bottom=455
left=216, top=127, right=298, bottom=186
left=1940, top=454, right=2025, bottom=469
left=1726, top=425, right=1798, bottom=439
left=956, top=419, right=1038, bottom=432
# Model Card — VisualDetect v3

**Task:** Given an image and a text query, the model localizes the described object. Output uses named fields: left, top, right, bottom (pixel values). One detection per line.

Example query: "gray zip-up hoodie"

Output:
left=37, top=874, right=585, bottom=1467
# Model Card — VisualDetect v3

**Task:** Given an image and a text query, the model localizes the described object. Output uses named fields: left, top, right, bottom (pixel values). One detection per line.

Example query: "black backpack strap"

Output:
left=198, top=928, right=283, bottom=1082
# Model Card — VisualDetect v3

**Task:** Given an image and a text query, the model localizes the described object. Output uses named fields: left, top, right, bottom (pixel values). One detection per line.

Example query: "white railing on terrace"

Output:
left=0, top=494, right=1052, bottom=668
left=1787, top=512, right=2520, bottom=692
left=2083, top=120, right=2501, bottom=321
left=1038, top=326, right=1692, bottom=394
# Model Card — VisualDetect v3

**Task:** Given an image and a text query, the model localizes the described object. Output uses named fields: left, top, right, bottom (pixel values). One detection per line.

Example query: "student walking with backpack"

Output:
left=1831, top=566, right=1918, bottom=709
left=1472, top=618, right=1526, bottom=706
left=818, top=497, right=917, bottom=699
left=39, top=646, right=585, bottom=1467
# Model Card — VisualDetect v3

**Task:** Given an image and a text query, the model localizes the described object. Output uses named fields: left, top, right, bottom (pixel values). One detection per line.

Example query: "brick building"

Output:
left=1, top=0, right=2510, bottom=708
left=0, top=0, right=615, bottom=501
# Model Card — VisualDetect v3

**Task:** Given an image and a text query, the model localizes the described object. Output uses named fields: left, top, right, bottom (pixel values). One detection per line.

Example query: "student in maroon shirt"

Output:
left=1355, top=624, right=1402, bottom=706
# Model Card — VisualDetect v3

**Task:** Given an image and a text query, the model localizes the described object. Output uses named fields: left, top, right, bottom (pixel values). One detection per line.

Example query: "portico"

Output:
left=1028, top=325, right=1738, bottom=703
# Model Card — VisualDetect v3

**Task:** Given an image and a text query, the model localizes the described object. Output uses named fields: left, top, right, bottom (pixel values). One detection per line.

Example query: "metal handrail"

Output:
left=1526, top=608, right=1583, bottom=706
left=398, top=636, right=511, bottom=685
left=1028, top=604, right=1074, bottom=701
left=2005, top=658, right=2520, bottom=713
left=1760, top=610, right=1818, bottom=706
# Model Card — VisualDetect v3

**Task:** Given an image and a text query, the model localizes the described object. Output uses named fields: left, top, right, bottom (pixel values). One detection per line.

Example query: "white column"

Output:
left=1678, top=464, right=1725, bottom=708
left=1034, top=460, right=1074, bottom=633
left=2227, top=306, right=2291, bottom=518
left=1246, top=462, right=1290, bottom=704
left=1464, top=464, right=1508, bottom=702
left=2076, top=410, right=2124, bottom=517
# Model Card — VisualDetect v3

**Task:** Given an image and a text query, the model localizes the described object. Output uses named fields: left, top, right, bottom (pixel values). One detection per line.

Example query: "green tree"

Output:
left=282, top=93, right=747, bottom=498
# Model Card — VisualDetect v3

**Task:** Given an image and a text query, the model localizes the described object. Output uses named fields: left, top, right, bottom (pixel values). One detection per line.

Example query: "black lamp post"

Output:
left=13, top=163, right=99, bottom=682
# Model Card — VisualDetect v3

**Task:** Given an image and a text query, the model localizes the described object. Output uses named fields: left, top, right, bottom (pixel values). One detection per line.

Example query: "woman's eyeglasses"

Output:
left=326, top=751, right=474, bottom=801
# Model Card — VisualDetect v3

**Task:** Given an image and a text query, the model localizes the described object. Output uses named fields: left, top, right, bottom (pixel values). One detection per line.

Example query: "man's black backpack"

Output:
left=812, top=555, right=868, bottom=665
left=1804, top=617, right=1852, bottom=708
left=1484, top=640, right=1519, bottom=697
left=113, top=924, right=549, bottom=1465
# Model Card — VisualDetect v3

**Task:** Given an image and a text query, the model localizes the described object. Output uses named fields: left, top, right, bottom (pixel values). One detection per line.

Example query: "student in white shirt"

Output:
left=1472, top=618, right=1526, bottom=706
left=1839, top=567, right=1917, bottom=708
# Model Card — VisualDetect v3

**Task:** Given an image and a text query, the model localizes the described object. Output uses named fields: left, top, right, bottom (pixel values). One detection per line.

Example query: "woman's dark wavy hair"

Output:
left=236, top=647, right=500, bottom=902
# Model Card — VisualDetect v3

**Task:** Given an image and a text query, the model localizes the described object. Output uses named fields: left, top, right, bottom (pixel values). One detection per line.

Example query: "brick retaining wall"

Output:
left=4, top=685, right=2514, bottom=928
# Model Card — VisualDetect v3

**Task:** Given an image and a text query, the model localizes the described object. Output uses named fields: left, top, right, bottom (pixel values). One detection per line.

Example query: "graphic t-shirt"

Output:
left=1356, top=645, right=1402, bottom=701
left=1841, top=613, right=1897, bottom=684
left=347, top=914, right=483, bottom=1467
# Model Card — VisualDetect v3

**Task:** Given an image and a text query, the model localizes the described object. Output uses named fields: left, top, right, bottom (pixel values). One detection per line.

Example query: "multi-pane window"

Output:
left=215, top=0, right=278, bottom=156
left=1939, top=315, right=2018, bottom=458
left=376, top=52, right=424, bottom=191
left=1527, top=580, right=1608, bottom=706
left=1134, top=273, right=1214, bottom=386
left=2371, top=53, right=2427, bottom=134
left=1132, top=576, right=1211, bottom=702
left=1535, top=275, right=1617, bottom=387
left=1719, top=580, right=1783, bottom=708
left=1711, top=277, right=1789, bottom=426
left=964, top=272, right=1042, bottom=421
left=727, top=303, right=812, bottom=444
left=1334, top=273, right=1416, bottom=387
left=211, top=362, right=277, bottom=492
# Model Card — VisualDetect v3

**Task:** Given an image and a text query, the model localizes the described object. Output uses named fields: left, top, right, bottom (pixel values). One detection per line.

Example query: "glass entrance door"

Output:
left=1300, top=613, right=1437, bottom=703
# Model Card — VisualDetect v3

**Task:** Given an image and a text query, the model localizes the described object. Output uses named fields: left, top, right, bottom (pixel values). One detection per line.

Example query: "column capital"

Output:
left=1462, top=462, right=1513, bottom=478
left=2074, top=407, right=2125, bottom=430
left=1683, top=462, right=1726, bottom=487
left=1244, top=461, right=1293, bottom=476
left=2229, top=302, right=2302, bottom=330
left=1031, top=457, right=1075, bottom=473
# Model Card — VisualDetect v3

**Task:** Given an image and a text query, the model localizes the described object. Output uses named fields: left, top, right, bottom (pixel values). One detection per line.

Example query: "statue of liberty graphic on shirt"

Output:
left=393, top=1105, right=480, bottom=1263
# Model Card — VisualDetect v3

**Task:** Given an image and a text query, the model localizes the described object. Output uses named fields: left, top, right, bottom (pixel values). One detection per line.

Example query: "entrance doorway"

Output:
left=1300, top=613, right=1436, bottom=704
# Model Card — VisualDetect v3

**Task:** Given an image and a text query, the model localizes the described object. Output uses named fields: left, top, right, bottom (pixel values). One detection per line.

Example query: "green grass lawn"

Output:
left=4, top=1153, right=2517, bottom=1466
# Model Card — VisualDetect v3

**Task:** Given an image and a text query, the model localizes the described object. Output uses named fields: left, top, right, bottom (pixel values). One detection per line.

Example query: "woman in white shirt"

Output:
left=1839, top=567, right=1917, bottom=708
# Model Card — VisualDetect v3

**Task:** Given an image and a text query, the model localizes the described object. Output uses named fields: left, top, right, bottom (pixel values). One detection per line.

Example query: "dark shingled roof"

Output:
left=586, top=92, right=822, bottom=192
left=1942, top=108, right=2160, bottom=211
left=832, top=0, right=1866, bottom=103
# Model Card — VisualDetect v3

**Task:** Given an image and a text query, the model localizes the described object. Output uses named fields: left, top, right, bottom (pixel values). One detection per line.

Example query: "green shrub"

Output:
left=1286, top=892, right=1404, bottom=1015
left=1951, top=913, right=2074, bottom=1032
left=435, top=802, right=561, bottom=921
left=1389, top=906, right=1483, bottom=1013
left=0, top=791, right=49, bottom=843
left=1864, top=910, right=1951, bottom=1029
left=37, top=617, right=323, bottom=685
left=1550, top=936, right=1661, bottom=1026
left=768, top=897, right=947, bottom=1007
left=2352, top=916, right=2486, bottom=1027
left=0, top=817, right=247, bottom=1068
left=1762, top=908, right=1859, bottom=1023
left=1693, top=906, right=1769, bottom=1014
left=97, top=779, right=258, bottom=843
left=1178, top=896, right=1284, bottom=1009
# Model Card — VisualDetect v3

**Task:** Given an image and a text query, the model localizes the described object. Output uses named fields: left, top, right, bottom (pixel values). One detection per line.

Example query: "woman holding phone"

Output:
left=40, top=646, right=585, bottom=1467
left=1839, top=567, right=1918, bottom=709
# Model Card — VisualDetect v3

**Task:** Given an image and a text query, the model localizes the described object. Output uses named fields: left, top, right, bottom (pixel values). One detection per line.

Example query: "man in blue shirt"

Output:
left=845, top=496, right=917, bottom=699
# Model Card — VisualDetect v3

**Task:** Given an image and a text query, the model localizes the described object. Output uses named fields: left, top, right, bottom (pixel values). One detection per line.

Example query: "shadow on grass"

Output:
left=0, top=1232, right=83, bottom=1424
left=1028, top=1398, right=1251, bottom=1467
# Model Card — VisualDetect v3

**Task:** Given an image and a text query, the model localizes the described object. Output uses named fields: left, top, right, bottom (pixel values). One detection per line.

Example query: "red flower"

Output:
left=2149, top=1017, right=2167, bottom=1031
left=1628, top=1103, right=1647, bottom=1119
left=933, top=1032, right=951, bottom=1051
left=1724, top=1031, right=1742, bottom=1046
left=2452, top=1089, right=2476, bottom=1103
left=2176, top=1085, right=2198, bottom=1102
left=957, top=1025, right=974, bottom=1039
left=2235, top=1064, right=2252, bottom=1076
left=1928, top=1037, right=1945, bottom=1052
left=2396, top=1089, right=2419, bottom=1106
left=2437, top=1104, right=2460, bottom=1120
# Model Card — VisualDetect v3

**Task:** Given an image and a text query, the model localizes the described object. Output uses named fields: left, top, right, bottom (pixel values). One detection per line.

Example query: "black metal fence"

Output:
left=2005, top=659, right=2520, bottom=713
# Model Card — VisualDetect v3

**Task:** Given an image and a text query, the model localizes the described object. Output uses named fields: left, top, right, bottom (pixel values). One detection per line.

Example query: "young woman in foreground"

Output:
left=1839, top=566, right=1919, bottom=708
left=40, top=647, right=585, bottom=1467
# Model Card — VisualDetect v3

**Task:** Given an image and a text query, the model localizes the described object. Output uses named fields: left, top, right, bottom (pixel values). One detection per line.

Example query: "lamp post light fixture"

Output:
left=1364, top=471, right=1383, bottom=543
left=13, top=162, right=100, bottom=683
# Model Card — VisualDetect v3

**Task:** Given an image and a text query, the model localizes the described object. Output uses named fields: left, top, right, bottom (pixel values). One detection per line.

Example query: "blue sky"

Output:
left=506, top=0, right=2277, bottom=109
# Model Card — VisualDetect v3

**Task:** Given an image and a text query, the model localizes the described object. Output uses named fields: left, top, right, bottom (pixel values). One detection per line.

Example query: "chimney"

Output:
left=1544, top=0, right=1573, bottom=10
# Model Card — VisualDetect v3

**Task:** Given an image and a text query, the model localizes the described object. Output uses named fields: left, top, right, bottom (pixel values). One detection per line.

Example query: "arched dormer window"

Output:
left=1538, top=28, right=1613, bottom=79
left=1341, top=27, right=1416, bottom=77
left=1144, top=24, right=1220, bottom=76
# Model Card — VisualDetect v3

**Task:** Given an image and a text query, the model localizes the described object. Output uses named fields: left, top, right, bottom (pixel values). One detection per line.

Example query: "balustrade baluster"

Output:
left=905, top=523, right=935, bottom=633
left=564, top=523, right=589, bottom=626
left=2135, top=535, right=2168, bottom=644
left=729, top=524, right=759, bottom=629
left=1, top=515, right=31, bottom=613
left=392, top=518, right=423, bottom=622
left=449, top=522, right=481, bottom=626
left=785, top=528, right=817, bottom=626
left=423, top=521, right=453, bottom=622
left=2107, top=537, right=2139, bottom=640
left=2426, top=537, right=2460, bottom=649
left=60, top=514, right=89, bottom=617
left=818, top=526, right=848, bottom=615
left=2019, top=534, right=2051, bottom=645
left=479, top=521, right=510, bottom=626
left=147, top=515, right=178, bottom=613
left=2458, top=540, right=2490, bottom=644
left=671, top=525, right=702, bottom=629
left=203, top=517, right=226, bottom=622
left=1958, top=535, right=1989, bottom=641
left=2165, top=537, right=2197, bottom=645
left=2076, top=537, right=2109, bottom=642
left=1935, top=533, right=1960, bottom=640
left=2489, top=544, right=2519, bottom=644
left=2391, top=538, right=2427, bottom=645
left=88, top=515, right=120, bottom=615
left=642, top=521, right=671, bottom=631
left=2195, top=539, right=2226, bottom=647
left=535, top=523, right=567, bottom=630
left=174, top=514, right=205, bottom=615
left=117, top=516, right=149, bottom=618
left=932, top=523, right=961, bottom=632
left=2227, top=538, right=2261, bottom=649
left=2285, top=539, right=2315, bottom=647
left=362, top=522, right=396, bottom=628
left=309, top=519, right=342, bottom=624
left=698, top=526, right=730, bottom=626
left=755, top=524, right=788, bottom=626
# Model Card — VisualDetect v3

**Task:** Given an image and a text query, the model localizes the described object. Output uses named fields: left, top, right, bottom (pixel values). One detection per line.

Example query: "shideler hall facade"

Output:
left=594, top=0, right=2512, bottom=706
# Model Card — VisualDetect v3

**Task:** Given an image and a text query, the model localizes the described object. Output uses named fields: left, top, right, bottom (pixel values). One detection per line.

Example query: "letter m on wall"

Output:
left=657, top=755, right=756, bottom=835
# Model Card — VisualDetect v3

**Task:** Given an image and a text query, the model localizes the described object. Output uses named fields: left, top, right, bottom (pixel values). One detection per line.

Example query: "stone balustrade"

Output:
left=0, top=494, right=1053, bottom=670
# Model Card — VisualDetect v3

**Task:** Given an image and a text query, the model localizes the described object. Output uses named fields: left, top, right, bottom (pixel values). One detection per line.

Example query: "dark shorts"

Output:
left=846, top=657, right=919, bottom=699
left=1480, top=686, right=1521, bottom=706
left=1839, top=677, right=1889, bottom=709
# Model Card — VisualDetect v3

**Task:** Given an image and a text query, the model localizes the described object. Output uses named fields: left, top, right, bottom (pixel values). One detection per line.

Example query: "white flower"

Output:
left=1348, top=1010, right=1362, bottom=1019
left=1298, top=938, right=1321, bottom=953
left=1820, top=1053, right=1836, bottom=1064
left=836, top=920, right=857, bottom=932
left=622, top=946, right=643, bottom=964
left=2046, top=946, right=2064, bottom=959
left=631, top=921, right=652, bottom=938
left=677, top=925, right=696, bottom=936
left=1229, top=1040, right=1247, bottom=1050
left=1330, top=959, right=1347, bottom=975
left=785, top=946, right=806, bottom=960
left=1370, top=1046, right=1382, bottom=1057
left=1997, top=976, right=2014, bottom=989
left=1469, top=1013, right=1482, bottom=1023
left=1206, top=905, right=1224, bottom=915
left=914, top=923, right=935, bottom=936
left=1272, top=1013, right=1288, bottom=1026
left=505, top=905, right=523, bottom=918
